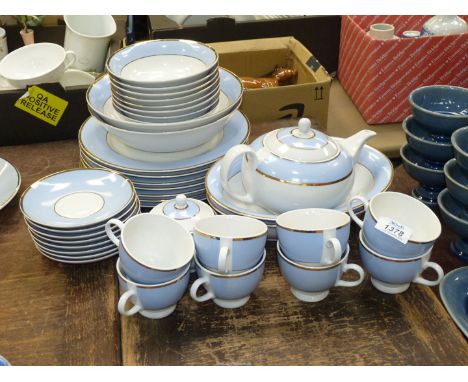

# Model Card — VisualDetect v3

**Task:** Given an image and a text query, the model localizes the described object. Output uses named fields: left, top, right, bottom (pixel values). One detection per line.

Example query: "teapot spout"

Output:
left=339, top=129, right=377, bottom=166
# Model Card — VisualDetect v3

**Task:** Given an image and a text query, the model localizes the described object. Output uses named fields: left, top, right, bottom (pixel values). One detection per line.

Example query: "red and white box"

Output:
left=338, top=15, right=468, bottom=125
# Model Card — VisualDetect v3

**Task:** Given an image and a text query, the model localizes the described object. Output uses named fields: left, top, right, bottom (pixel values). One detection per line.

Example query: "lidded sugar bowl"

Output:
left=220, top=118, right=376, bottom=213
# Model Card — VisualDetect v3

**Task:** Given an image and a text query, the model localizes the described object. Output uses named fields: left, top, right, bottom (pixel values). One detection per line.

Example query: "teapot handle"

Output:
left=220, top=144, right=258, bottom=204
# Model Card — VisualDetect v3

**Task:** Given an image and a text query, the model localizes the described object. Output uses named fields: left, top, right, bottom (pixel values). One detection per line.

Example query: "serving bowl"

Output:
left=409, top=85, right=468, bottom=135
left=444, top=159, right=468, bottom=206
left=451, top=126, right=468, bottom=172
left=438, top=188, right=468, bottom=262
left=401, top=144, right=446, bottom=206
left=402, top=115, right=454, bottom=162
left=106, top=39, right=218, bottom=87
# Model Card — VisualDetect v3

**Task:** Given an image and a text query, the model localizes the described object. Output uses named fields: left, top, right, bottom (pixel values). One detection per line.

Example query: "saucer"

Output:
left=206, top=139, right=393, bottom=222
left=439, top=267, right=468, bottom=338
left=79, top=110, right=249, bottom=174
left=21, top=169, right=134, bottom=228
left=0, top=158, right=21, bottom=211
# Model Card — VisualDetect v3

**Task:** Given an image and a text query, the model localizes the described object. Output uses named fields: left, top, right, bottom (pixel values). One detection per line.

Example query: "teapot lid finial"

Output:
left=293, top=118, right=316, bottom=139
left=175, top=194, right=188, bottom=210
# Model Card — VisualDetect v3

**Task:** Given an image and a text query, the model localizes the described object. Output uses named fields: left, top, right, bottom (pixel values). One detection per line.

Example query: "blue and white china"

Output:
left=86, top=69, right=242, bottom=133
left=205, top=138, right=393, bottom=239
left=438, top=188, right=468, bottom=262
left=444, top=159, right=468, bottom=206
left=150, top=194, right=214, bottom=233
left=452, top=126, right=468, bottom=173
left=401, top=144, right=446, bottom=206
left=402, top=115, right=454, bottom=163
left=421, top=15, right=468, bottom=36
left=409, top=85, right=468, bottom=135
left=107, top=40, right=218, bottom=87
left=38, top=250, right=118, bottom=264
left=439, top=266, right=468, bottom=338
left=190, top=250, right=266, bottom=309
left=277, top=209, right=350, bottom=265
left=358, top=230, right=444, bottom=294
left=277, top=243, right=364, bottom=302
left=348, top=192, right=441, bottom=259
left=193, top=215, right=267, bottom=273
left=20, top=169, right=134, bottom=228
left=116, top=259, right=190, bottom=319
left=0, top=157, right=21, bottom=211
left=0, top=355, right=11, bottom=366
left=220, top=118, right=376, bottom=213
left=106, top=213, right=194, bottom=284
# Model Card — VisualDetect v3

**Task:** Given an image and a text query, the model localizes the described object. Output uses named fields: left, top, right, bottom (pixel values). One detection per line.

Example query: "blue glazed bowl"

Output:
left=409, top=85, right=468, bottom=136
left=438, top=188, right=468, bottom=262
left=444, top=159, right=468, bottom=206
left=402, top=115, right=454, bottom=162
left=401, top=144, right=446, bottom=205
left=451, top=126, right=468, bottom=173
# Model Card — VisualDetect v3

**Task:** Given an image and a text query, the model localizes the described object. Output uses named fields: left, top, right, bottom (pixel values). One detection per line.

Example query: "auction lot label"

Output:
left=15, top=86, right=68, bottom=126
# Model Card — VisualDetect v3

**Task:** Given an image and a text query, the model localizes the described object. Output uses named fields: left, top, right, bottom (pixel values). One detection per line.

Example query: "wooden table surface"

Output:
left=0, top=130, right=467, bottom=365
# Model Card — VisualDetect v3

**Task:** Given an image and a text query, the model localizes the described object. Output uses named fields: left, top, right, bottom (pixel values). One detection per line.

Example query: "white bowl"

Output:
left=106, top=39, right=218, bottom=87
left=0, top=43, right=76, bottom=88
left=87, top=68, right=243, bottom=133
left=99, top=108, right=235, bottom=152
left=110, top=66, right=219, bottom=98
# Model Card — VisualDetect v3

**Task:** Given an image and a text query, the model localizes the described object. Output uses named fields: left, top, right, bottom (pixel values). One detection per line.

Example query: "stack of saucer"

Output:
left=438, top=126, right=468, bottom=262
left=276, top=209, right=365, bottom=302
left=20, top=169, right=140, bottom=264
left=83, top=39, right=246, bottom=208
left=401, top=85, right=468, bottom=206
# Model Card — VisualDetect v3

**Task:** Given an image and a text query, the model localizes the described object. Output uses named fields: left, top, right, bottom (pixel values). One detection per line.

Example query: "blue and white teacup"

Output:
left=106, top=213, right=194, bottom=284
left=358, top=230, right=444, bottom=294
left=348, top=192, right=441, bottom=258
left=116, top=259, right=190, bottom=319
left=193, top=215, right=267, bottom=274
left=190, top=250, right=266, bottom=309
left=277, top=208, right=350, bottom=265
left=277, top=242, right=364, bottom=302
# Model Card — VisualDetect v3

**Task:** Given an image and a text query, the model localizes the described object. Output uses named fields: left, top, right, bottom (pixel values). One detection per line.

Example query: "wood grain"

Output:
left=120, top=165, right=468, bottom=366
left=0, top=141, right=120, bottom=365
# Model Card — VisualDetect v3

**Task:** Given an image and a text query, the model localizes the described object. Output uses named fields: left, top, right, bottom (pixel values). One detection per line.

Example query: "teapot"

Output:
left=220, top=118, right=376, bottom=213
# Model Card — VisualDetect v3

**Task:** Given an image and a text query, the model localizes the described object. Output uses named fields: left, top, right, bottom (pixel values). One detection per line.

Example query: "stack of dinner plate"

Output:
left=84, top=39, right=246, bottom=209
left=20, top=169, right=140, bottom=264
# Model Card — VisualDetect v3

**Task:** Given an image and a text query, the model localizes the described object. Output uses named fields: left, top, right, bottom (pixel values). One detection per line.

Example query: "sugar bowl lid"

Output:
left=150, top=194, right=214, bottom=232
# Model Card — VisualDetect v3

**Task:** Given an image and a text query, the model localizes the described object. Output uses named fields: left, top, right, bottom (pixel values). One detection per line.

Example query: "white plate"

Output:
left=0, top=158, right=21, bottom=210
left=87, top=68, right=242, bottom=133
left=79, top=110, right=249, bottom=174
left=107, top=40, right=218, bottom=87
left=205, top=140, right=393, bottom=236
left=21, top=169, right=135, bottom=228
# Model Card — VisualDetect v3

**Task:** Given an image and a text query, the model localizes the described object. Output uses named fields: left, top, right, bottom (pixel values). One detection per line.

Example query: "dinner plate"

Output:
left=21, top=169, right=135, bottom=228
left=79, top=110, right=249, bottom=174
left=107, top=40, right=218, bottom=87
left=0, top=158, right=21, bottom=210
left=205, top=140, right=393, bottom=237
left=87, top=68, right=242, bottom=133
left=440, top=267, right=468, bottom=338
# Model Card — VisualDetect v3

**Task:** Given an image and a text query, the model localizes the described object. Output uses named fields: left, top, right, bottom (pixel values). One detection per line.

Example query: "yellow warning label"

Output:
left=15, top=86, right=68, bottom=126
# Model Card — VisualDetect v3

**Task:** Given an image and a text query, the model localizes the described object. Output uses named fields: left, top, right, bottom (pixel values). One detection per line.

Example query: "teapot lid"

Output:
left=265, top=118, right=340, bottom=163
left=150, top=194, right=214, bottom=232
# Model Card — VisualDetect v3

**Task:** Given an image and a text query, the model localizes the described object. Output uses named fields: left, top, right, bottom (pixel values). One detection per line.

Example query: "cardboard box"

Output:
left=209, top=37, right=332, bottom=130
left=338, top=16, right=468, bottom=125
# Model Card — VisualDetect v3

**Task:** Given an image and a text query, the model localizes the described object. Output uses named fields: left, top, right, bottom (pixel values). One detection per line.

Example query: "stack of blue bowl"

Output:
left=438, top=126, right=468, bottom=263
left=401, top=85, right=468, bottom=206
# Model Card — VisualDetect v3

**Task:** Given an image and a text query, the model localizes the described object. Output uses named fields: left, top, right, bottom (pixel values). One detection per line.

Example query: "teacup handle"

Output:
left=118, top=290, right=142, bottom=317
left=335, top=263, right=365, bottom=288
left=413, top=262, right=444, bottom=286
left=105, top=218, right=125, bottom=247
left=347, top=195, right=368, bottom=227
left=218, top=238, right=233, bottom=273
left=220, top=144, right=257, bottom=204
left=64, top=50, right=76, bottom=70
left=322, top=238, right=342, bottom=265
left=190, top=277, right=215, bottom=303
